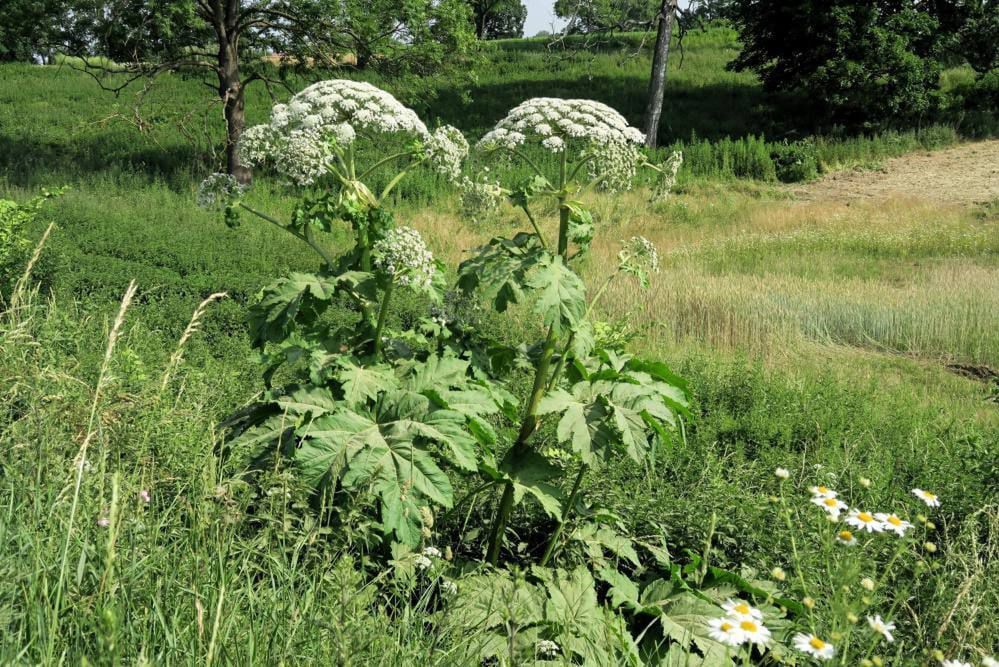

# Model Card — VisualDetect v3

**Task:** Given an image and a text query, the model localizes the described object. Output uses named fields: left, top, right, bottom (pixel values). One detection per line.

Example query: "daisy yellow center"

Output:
left=858, top=512, right=875, bottom=523
left=740, top=620, right=758, bottom=632
left=922, top=491, right=936, bottom=500
left=838, top=530, right=854, bottom=540
left=809, top=637, right=827, bottom=650
left=887, top=516, right=902, bottom=526
left=823, top=498, right=838, bottom=507
left=734, top=603, right=750, bottom=614
left=816, top=486, right=829, bottom=494
left=720, top=621, right=733, bottom=631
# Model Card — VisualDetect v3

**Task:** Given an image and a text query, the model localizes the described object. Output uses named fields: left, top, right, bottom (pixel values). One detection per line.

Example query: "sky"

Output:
left=523, top=0, right=566, bottom=37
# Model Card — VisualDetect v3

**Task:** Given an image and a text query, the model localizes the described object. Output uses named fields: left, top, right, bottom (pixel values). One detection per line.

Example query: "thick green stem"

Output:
left=539, top=463, right=588, bottom=566
left=239, top=203, right=338, bottom=270
left=372, top=281, right=394, bottom=358
left=486, top=186, right=574, bottom=567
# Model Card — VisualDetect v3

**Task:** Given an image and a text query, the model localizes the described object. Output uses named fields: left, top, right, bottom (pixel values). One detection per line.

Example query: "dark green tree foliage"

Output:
left=0, top=0, right=66, bottom=61
left=471, top=0, right=527, bottom=39
left=931, top=0, right=999, bottom=74
left=728, top=1, right=945, bottom=127
left=554, top=0, right=659, bottom=33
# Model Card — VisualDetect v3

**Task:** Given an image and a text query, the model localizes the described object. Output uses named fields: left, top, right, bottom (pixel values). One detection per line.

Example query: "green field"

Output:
left=1, top=27, right=998, bottom=665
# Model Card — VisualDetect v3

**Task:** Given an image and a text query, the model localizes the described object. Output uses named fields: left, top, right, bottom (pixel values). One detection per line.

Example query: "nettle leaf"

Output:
left=457, top=232, right=544, bottom=312
left=526, top=254, right=586, bottom=335
left=334, top=358, right=398, bottom=408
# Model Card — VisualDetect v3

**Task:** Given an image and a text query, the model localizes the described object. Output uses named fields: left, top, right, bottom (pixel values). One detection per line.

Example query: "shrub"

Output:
left=771, top=140, right=819, bottom=183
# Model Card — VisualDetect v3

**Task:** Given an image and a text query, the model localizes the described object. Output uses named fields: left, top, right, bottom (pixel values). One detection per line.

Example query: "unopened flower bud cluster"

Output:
left=373, top=226, right=435, bottom=290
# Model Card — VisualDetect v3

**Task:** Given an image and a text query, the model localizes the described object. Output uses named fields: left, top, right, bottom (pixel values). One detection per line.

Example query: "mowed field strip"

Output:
left=794, top=139, right=999, bottom=205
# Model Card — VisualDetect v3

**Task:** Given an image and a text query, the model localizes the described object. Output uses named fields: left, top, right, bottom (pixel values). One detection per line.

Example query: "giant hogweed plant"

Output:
left=201, top=85, right=804, bottom=665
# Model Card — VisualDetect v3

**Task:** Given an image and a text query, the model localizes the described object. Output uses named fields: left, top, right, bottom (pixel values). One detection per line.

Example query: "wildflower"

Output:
left=707, top=618, right=745, bottom=647
left=423, top=126, right=468, bottom=182
left=139, top=489, right=151, bottom=504
left=536, top=639, right=560, bottom=658
left=846, top=612, right=859, bottom=624
left=812, top=495, right=848, bottom=518
left=793, top=633, right=835, bottom=660
left=459, top=172, right=504, bottom=222
left=912, top=488, right=941, bottom=507
left=836, top=529, right=857, bottom=546
left=623, top=236, right=660, bottom=273
left=771, top=567, right=786, bottom=581
left=423, top=546, right=442, bottom=559
left=196, top=173, right=246, bottom=210
left=866, top=615, right=895, bottom=642
left=861, top=577, right=876, bottom=591
left=735, top=618, right=771, bottom=645
left=982, top=657, right=999, bottom=667
left=802, top=597, right=815, bottom=609
left=875, top=513, right=912, bottom=536
left=722, top=599, right=763, bottom=621
left=97, top=517, right=110, bottom=528
left=651, top=150, right=683, bottom=201
left=373, top=227, right=436, bottom=290
left=775, top=467, right=790, bottom=479
left=860, top=477, right=872, bottom=488
left=846, top=509, right=884, bottom=533
left=809, top=485, right=838, bottom=499
left=924, top=541, right=938, bottom=553
left=414, top=555, right=433, bottom=571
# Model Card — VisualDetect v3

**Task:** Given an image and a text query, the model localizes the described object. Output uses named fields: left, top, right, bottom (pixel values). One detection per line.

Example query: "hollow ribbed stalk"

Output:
left=486, top=171, right=572, bottom=566
left=538, top=462, right=588, bottom=566
left=372, top=281, right=394, bottom=357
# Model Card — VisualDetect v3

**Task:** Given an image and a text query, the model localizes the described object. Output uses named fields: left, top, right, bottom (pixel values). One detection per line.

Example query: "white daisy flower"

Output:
left=775, top=467, right=790, bottom=479
left=707, top=618, right=745, bottom=647
left=809, top=485, right=838, bottom=499
left=793, top=633, right=835, bottom=660
left=836, top=529, right=857, bottom=546
left=981, top=657, right=998, bottom=667
left=912, top=488, right=941, bottom=507
left=941, top=661, right=972, bottom=667
left=722, top=599, right=763, bottom=621
left=875, top=513, right=913, bottom=536
left=812, top=495, right=848, bottom=518
left=846, top=509, right=884, bottom=533
left=734, top=618, right=771, bottom=645
left=866, top=615, right=895, bottom=642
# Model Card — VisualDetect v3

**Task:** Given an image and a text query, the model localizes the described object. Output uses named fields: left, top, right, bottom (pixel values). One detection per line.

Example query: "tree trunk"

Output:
left=219, top=41, right=251, bottom=184
left=643, top=0, right=677, bottom=149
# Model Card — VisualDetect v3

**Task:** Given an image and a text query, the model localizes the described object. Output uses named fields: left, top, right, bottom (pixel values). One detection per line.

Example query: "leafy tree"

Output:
left=931, top=0, right=999, bottom=74
left=0, top=0, right=65, bottom=62
left=471, top=0, right=527, bottom=39
left=60, top=0, right=475, bottom=182
left=554, top=0, right=659, bottom=32
left=728, top=1, right=945, bottom=127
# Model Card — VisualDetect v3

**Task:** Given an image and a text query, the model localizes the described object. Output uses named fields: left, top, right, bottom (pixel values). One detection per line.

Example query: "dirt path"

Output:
left=793, top=139, right=999, bottom=206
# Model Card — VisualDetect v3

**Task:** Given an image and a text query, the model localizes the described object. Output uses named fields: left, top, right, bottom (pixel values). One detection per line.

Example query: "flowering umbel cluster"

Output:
left=196, top=173, right=246, bottom=210
left=373, top=226, right=436, bottom=290
left=238, top=79, right=466, bottom=186
left=477, top=98, right=646, bottom=191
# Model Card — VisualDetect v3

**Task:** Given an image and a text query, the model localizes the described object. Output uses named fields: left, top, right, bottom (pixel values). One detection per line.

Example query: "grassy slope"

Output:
left=1, top=28, right=998, bottom=663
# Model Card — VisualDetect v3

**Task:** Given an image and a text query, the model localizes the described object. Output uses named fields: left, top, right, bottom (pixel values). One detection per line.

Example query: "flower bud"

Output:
left=861, top=577, right=876, bottom=591
left=802, top=597, right=815, bottom=609
left=771, top=567, right=786, bottom=582
left=924, top=541, right=937, bottom=553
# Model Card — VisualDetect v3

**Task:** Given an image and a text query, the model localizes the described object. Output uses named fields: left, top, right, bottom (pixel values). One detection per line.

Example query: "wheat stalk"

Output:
left=8, top=222, right=54, bottom=314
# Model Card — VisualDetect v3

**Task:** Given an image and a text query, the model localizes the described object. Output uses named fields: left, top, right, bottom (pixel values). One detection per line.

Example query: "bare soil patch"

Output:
left=793, top=140, right=999, bottom=206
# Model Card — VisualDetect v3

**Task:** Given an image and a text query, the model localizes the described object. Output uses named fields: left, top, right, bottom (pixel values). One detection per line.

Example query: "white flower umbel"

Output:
left=460, top=172, right=505, bottom=222
left=625, top=236, right=660, bottom=273
left=536, top=639, right=560, bottom=658
left=196, top=173, right=246, bottom=210
left=422, top=546, right=442, bottom=559
left=414, top=554, right=433, bottom=571
left=912, top=488, right=941, bottom=507
left=867, top=615, right=896, bottom=642
left=793, top=633, right=835, bottom=660
left=373, top=227, right=436, bottom=290
left=846, top=509, right=885, bottom=533
left=424, top=126, right=469, bottom=182
left=652, top=150, right=683, bottom=201
left=277, top=79, right=427, bottom=139
left=477, top=97, right=645, bottom=192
